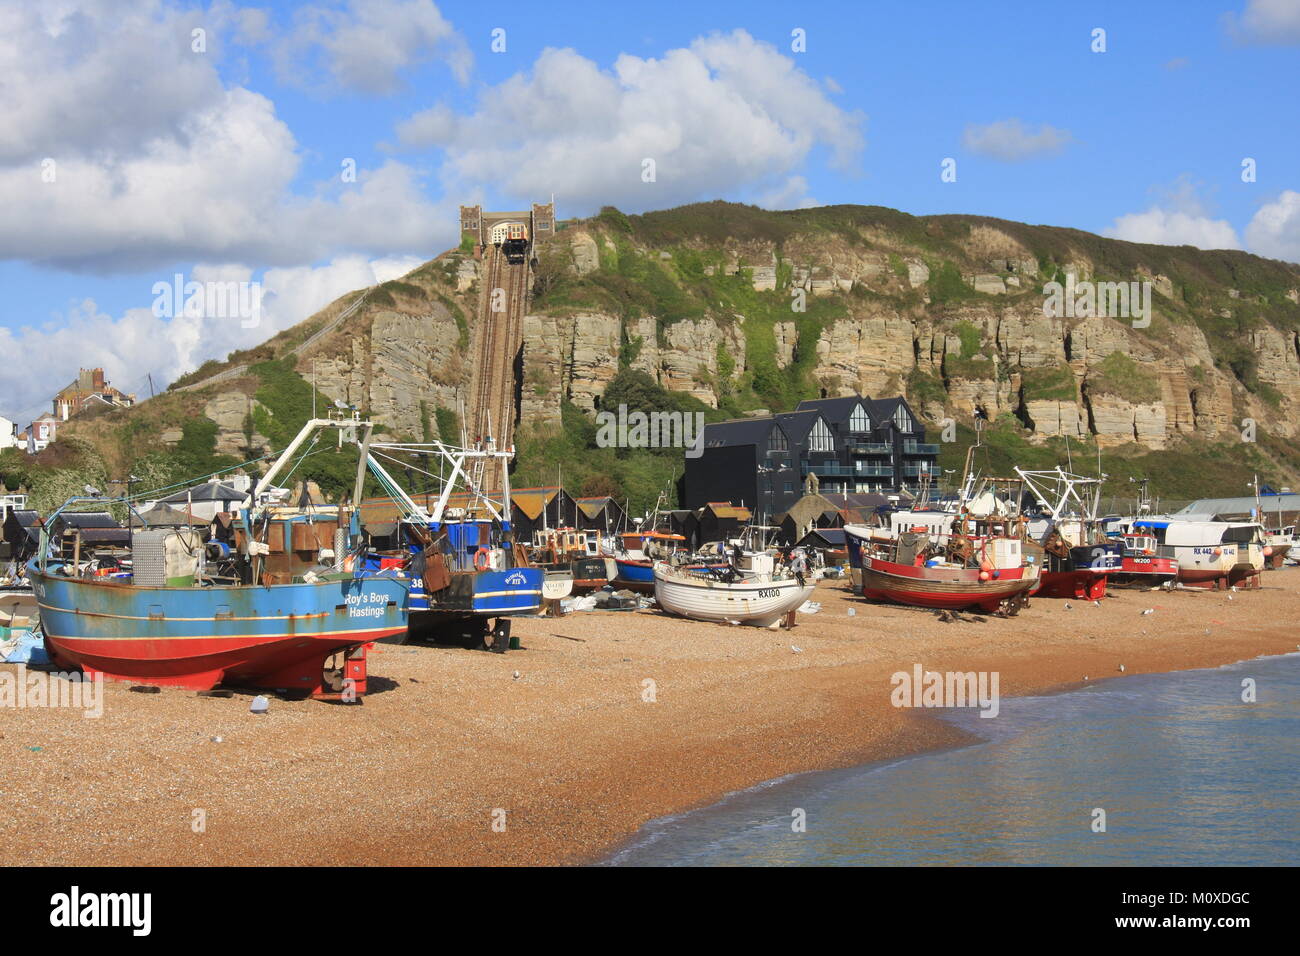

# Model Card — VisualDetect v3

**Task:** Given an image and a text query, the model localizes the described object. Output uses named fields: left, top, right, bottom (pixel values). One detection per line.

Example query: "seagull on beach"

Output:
left=1118, top=664, right=1126, bottom=672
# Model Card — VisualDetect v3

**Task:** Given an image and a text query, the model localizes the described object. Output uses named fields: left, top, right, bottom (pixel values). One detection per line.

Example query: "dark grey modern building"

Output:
left=681, top=394, right=938, bottom=516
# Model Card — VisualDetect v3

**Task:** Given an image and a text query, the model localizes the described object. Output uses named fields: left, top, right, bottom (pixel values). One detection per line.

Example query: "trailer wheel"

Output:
left=489, top=618, right=511, bottom=653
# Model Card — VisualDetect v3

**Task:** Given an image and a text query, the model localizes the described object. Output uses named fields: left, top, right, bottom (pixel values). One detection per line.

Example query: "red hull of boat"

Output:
left=860, top=556, right=1036, bottom=612
left=1109, top=555, right=1179, bottom=586
left=1036, top=569, right=1108, bottom=601
left=47, top=626, right=404, bottom=695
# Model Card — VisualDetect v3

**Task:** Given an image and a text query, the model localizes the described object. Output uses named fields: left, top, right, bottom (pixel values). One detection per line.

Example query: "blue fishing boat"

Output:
left=30, top=415, right=411, bottom=697
left=361, top=436, right=543, bottom=648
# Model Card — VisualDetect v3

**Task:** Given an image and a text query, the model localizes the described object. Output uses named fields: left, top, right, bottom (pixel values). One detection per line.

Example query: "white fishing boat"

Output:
left=1128, top=518, right=1265, bottom=589
left=542, top=568, right=574, bottom=600
left=652, top=555, right=815, bottom=628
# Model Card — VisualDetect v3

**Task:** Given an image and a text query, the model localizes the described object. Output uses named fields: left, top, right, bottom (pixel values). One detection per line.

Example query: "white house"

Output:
left=0, top=415, right=17, bottom=451
left=25, top=415, right=59, bottom=453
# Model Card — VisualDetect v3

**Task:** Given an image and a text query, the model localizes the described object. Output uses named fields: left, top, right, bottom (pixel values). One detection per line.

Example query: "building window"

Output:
left=809, top=417, right=834, bottom=452
left=893, top=405, right=913, bottom=432
left=768, top=427, right=787, bottom=453
left=784, top=482, right=794, bottom=495
left=849, top=403, right=870, bottom=432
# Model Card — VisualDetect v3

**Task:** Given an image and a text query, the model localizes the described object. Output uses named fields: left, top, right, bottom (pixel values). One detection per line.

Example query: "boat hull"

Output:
left=1170, top=544, right=1263, bottom=590
left=1036, top=569, right=1107, bottom=601
left=31, top=567, right=409, bottom=695
left=542, top=569, right=574, bottom=600
left=613, top=558, right=655, bottom=593
left=653, top=563, right=814, bottom=627
left=1109, top=554, right=1180, bottom=586
left=1036, top=544, right=1120, bottom=600
left=538, top=556, right=609, bottom=594
left=861, top=555, right=1037, bottom=612
left=408, top=566, right=544, bottom=617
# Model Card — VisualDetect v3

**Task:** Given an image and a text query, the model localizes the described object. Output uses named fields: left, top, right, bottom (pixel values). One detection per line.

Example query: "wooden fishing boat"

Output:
left=1032, top=542, right=1122, bottom=600
left=652, top=558, right=814, bottom=627
left=529, top=529, right=612, bottom=593
left=859, top=552, right=1038, bottom=612
left=1016, top=468, right=1120, bottom=601
left=32, top=415, right=411, bottom=697
left=542, top=568, right=574, bottom=600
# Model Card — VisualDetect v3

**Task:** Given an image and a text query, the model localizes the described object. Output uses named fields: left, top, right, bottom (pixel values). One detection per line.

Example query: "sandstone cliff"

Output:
left=145, top=202, right=1300, bottom=478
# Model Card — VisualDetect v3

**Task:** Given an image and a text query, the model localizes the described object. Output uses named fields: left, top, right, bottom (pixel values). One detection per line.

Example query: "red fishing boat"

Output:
left=1107, top=532, right=1179, bottom=586
left=1016, top=468, right=1121, bottom=601
left=859, top=551, right=1039, bottom=612
left=846, top=517, right=1039, bottom=614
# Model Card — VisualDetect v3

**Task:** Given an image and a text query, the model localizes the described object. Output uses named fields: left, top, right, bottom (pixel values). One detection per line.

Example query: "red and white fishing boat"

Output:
left=846, top=516, right=1038, bottom=613
left=1108, top=532, right=1179, bottom=586
left=845, top=434, right=1040, bottom=613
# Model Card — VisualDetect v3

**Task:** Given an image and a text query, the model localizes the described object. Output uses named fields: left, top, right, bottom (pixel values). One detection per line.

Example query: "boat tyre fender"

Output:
left=473, top=547, right=491, bottom=571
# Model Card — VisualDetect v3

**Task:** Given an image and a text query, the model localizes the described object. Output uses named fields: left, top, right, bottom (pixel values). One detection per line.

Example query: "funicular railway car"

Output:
left=489, top=221, right=530, bottom=264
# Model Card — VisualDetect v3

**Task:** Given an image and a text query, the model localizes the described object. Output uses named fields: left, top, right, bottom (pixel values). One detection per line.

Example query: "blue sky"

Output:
left=1, top=0, right=1298, bottom=422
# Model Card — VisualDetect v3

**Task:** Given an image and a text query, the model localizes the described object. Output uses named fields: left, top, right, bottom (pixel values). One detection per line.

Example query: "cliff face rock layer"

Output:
left=162, top=202, right=1300, bottom=465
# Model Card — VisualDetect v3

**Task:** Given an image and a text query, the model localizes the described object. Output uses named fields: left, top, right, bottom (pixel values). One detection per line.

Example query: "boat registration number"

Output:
left=754, top=587, right=781, bottom=599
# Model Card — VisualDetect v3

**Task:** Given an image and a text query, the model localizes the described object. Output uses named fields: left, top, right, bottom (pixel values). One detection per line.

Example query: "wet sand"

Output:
left=2, top=568, right=1298, bottom=866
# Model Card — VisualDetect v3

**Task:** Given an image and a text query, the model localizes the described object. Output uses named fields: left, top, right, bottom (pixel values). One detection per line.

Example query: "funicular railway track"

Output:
left=468, top=245, right=529, bottom=490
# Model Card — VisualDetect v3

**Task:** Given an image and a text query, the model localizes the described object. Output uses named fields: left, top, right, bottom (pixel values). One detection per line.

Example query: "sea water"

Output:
left=605, top=653, right=1300, bottom=866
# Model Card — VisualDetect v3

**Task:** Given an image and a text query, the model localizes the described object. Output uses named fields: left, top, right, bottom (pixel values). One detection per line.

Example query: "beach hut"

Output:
left=1, top=509, right=41, bottom=561
left=796, top=527, right=849, bottom=565
left=695, top=502, right=752, bottom=547
left=573, top=496, right=628, bottom=537
left=158, top=480, right=250, bottom=521
left=510, top=487, right=579, bottom=540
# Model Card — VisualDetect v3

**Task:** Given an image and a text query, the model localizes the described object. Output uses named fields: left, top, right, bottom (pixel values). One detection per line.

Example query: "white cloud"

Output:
left=1104, top=180, right=1242, bottom=250
left=962, top=119, right=1073, bottom=162
left=1106, top=208, right=1242, bottom=250
left=752, top=176, right=819, bottom=210
left=0, top=0, right=454, bottom=273
left=394, top=30, right=864, bottom=215
left=0, top=0, right=227, bottom=165
left=1245, top=190, right=1300, bottom=262
left=1225, top=0, right=1300, bottom=45
left=278, top=0, right=471, bottom=93
left=0, top=255, right=423, bottom=423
